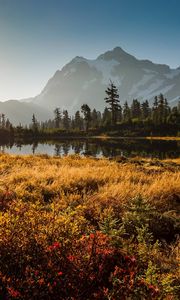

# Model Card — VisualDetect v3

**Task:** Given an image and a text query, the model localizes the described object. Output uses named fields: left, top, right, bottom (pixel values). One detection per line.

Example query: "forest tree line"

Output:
left=0, top=82, right=180, bottom=139
left=31, top=85, right=180, bottom=131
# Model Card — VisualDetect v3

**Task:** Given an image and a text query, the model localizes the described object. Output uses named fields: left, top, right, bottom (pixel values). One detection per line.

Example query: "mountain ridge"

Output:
left=33, top=46, right=179, bottom=110
left=0, top=47, right=180, bottom=125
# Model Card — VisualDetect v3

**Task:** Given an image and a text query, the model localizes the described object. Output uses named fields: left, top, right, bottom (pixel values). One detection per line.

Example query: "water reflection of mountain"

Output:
left=0, top=139, right=180, bottom=159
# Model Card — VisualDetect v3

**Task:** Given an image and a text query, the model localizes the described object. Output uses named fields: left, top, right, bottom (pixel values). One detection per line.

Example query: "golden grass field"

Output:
left=0, top=153, right=180, bottom=299
left=0, top=154, right=179, bottom=211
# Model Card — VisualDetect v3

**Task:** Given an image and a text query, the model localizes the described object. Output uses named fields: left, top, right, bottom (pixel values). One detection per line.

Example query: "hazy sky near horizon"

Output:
left=0, top=0, right=179, bottom=100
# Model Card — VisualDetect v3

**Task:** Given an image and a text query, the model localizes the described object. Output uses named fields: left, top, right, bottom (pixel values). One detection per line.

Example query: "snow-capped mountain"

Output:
left=33, top=47, right=180, bottom=112
left=0, top=47, right=180, bottom=125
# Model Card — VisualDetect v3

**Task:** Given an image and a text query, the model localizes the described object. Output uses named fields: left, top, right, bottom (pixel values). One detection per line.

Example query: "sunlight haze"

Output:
left=0, top=0, right=179, bottom=100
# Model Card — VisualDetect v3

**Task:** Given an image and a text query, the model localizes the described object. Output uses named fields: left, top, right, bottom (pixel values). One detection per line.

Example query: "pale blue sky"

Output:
left=0, top=0, right=179, bottom=100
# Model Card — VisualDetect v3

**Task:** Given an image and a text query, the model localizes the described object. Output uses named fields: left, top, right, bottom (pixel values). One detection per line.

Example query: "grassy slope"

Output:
left=0, top=154, right=180, bottom=299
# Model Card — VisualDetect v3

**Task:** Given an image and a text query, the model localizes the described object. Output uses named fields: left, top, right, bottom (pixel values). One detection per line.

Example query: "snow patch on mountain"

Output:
left=136, top=79, right=165, bottom=98
left=87, top=58, right=120, bottom=84
left=143, top=68, right=158, bottom=74
left=63, top=68, right=76, bottom=77
left=2, top=46, right=180, bottom=125
left=129, top=74, right=155, bottom=95
left=171, top=96, right=180, bottom=103
left=156, top=84, right=175, bottom=95
left=82, top=78, right=97, bottom=90
left=165, top=69, right=180, bottom=79
left=138, top=83, right=175, bottom=100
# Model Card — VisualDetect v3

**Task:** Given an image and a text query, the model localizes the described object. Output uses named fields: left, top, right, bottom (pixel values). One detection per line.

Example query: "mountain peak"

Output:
left=1, top=47, right=180, bottom=125
left=97, top=46, right=136, bottom=62
left=70, top=56, right=86, bottom=64
left=112, top=46, right=128, bottom=54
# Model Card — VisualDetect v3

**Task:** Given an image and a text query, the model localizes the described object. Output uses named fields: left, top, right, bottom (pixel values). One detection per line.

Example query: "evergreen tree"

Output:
left=32, top=114, right=38, bottom=132
left=74, top=110, right=83, bottom=130
left=102, top=107, right=111, bottom=126
left=104, top=81, right=121, bottom=125
left=81, top=104, right=91, bottom=132
left=168, top=106, right=180, bottom=124
left=116, top=106, right=122, bottom=123
left=131, top=99, right=141, bottom=119
left=96, top=111, right=102, bottom=126
left=91, top=109, right=101, bottom=128
left=62, top=110, right=70, bottom=130
left=1, top=114, right=5, bottom=128
left=9, top=124, right=14, bottom=137
left=123, top=101, right=131, bottom=122
left=54, top=108, right=61, bottom=129
left=177, top=100, right=180, bottom=113
left=157, top=93, right=165, bottom=124
left=71, top=116, right=75, bottom=130
left=5, top=118, right=11, bottom=129
left=164, top=98, right=170, bottom=124
left=152, top=96, right=159, bottom=125
left=141, top=100, right=150, bottom=120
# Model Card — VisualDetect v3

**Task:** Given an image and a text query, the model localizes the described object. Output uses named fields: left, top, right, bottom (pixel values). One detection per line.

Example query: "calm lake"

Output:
left=0, top=138, right=180, bottom=159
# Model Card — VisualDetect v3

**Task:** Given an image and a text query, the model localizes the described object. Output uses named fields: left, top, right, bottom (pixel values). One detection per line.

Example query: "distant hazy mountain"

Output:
left=0, top=47, right=180, bottom=125
left=0, top=100, right=52, bottom=126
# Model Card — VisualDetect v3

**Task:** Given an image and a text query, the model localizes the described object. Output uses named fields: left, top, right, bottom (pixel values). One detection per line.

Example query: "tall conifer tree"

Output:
left=104, top=81, right=121, bottom=125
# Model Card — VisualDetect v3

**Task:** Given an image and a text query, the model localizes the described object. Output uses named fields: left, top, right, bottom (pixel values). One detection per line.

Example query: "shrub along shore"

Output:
left=0, top=154, right=179, bottom=299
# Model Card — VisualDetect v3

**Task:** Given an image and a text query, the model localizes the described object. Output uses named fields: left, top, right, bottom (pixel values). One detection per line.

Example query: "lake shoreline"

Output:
left=11, top=135, right=180, bottom=141
left=92, top=135, right=180, bottom=141
left=1, top=136, right=180, bottom=158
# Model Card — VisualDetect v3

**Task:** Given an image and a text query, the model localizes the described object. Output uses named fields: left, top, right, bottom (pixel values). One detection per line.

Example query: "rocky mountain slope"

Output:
left=0, top=47, right=179, bottom=125
left=33, top=47, right=180, bottom=112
